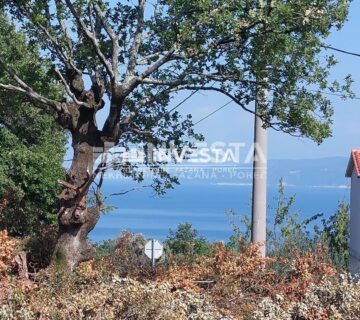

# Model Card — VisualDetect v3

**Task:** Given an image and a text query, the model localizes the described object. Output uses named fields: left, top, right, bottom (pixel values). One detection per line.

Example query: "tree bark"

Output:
left=53, top=105, right=103, bottom=270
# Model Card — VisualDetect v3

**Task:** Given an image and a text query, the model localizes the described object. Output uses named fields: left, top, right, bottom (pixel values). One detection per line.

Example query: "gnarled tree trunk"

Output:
left=54, top=104, right=104, bottom=270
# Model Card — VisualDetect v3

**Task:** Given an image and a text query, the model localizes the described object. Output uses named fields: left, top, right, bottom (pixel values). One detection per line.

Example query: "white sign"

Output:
left=145, top=239, right=163, bottom=264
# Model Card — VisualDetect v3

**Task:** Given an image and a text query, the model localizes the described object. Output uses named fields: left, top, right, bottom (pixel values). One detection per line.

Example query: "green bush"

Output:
left=165, top=223, right=211, bottom=263
left=317, top=202, right=349, bottom=270
left=225, top=179, right=350, bottom=273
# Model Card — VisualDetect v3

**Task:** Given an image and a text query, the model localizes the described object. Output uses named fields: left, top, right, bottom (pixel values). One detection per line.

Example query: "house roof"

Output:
left=346, top=149, right=360, bottom=178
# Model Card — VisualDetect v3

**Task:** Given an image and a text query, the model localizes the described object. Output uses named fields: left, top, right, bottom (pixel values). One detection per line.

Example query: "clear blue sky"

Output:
left=169, top=1, right=360, bottom=161
left=91, top=1, right=360, bottom=162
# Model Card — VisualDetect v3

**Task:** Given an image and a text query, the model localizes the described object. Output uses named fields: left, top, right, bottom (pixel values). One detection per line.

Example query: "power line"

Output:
left=168, top=76, right=360, bottom=126
left=323, top=45, right=360, bottom=58
left=194, top=100, right=233, bottom=125
left=167, top=90, right=199, bottom=115
left=167, top=81, right=216, bottom=116
left=193, top=88, right=360, bottom=126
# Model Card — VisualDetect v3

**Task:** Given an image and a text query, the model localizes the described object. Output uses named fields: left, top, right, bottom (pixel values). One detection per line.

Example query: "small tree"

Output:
left=0, top=0, right=352, bottom=269
left=165, top=223, right=210, bottom=262
left=267, top=179, right=322, bottom=258
left=319, top=202, right=349, bottom=269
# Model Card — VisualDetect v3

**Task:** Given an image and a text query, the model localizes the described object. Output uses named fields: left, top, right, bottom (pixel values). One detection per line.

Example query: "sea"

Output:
left=89, top=177, right=350, bottom=244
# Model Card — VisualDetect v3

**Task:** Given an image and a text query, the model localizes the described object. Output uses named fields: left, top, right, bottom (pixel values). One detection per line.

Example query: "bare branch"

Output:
left=139, top=78, right=185, bottom=86
left=87, top=4, right=96, bottom=34
left=18, top=2, right=80, bottom=74
left=129, top=127, right=152, bottom=136
left=55, top=0, right=75, bottom=60
left=93, top=3, right=119, bottom=82
left=0, top=83, right=59, bottom=110
left=105, top=185, right=151, bottom=200
left=198, top=72, right=256, bottom=83
left=138, top=49, right=177, bottom=80
left=64, top=0, right=115, bottom=80
left=136, top=51, right=170, bottom=65
left=54, top=69, right=90, bottom=108
left=126, top=0, right=146, bottom=78
left=0, top=57, right=61, bottom=111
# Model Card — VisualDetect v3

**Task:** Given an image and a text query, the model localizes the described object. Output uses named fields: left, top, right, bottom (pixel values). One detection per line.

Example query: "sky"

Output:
left=91, top=1, right=360, bottom=163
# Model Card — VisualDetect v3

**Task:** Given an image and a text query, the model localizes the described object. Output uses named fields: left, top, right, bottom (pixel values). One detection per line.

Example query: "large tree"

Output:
left=0, top=13, right=65, bottom=237
left=0, top=0, right=351, bottom=269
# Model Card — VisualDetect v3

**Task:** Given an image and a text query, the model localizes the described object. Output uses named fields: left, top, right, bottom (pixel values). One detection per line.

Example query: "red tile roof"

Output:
left=346, top=149, right=360, bottom=178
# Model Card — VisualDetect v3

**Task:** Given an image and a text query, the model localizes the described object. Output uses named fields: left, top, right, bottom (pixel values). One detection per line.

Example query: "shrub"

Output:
left=105, top=231, right=155, bottom=279
left=94, top=239, right=117, bottom=260
left=252, top=273, right=360, bottom=319
left=25, top=225, right=58, bottom=272
left=0, top=230, right=19, bottom=275
left=317, top=202, right=350, bottom=270
left=159, top=241, right=338, bottom=318
left=0, top=228, right=352, bottom=319
left=165, top=223, right=211, bottom=264
left=1, top=267, right=232, bottom=319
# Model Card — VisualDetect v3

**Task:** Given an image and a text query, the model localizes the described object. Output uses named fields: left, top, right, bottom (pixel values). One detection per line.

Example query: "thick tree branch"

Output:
left=0, top=83, right=59, bottom=111
left=0, top=57, right=61, bottom=111
left=126, top=0, right=146, bottom=78
left=136, top=51, right=170, bottom=65
left=93, top=3, right=119, bottom=83
left=55, top=69, right=90, bottom=108
left=64, top=0, right=115, bottom=80
left=102, top=47, right=175, bottom=139
left=138, top=49, right=177, bottom=80
left=139, top=78, right=185, bottom=86
left=129, top=127, right=152, bottom=136
left=103, top=44, right=176, bottom=139
left=55, top=0, right=75, bottom=63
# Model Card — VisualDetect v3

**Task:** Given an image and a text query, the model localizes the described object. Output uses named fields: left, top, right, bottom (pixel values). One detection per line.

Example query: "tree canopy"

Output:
left=0, top=0, right=352, bottom=145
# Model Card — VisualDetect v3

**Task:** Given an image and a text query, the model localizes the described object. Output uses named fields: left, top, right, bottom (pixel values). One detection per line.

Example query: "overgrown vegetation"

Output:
left=0, top=226, right=354, bottom=319
left=0, top=181, right=353, bottom=319
left=227, top=180, right=350, bottom=270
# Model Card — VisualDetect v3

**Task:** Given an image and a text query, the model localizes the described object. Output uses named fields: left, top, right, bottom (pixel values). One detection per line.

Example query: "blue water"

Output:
left=89, top=180, right=350, bottom=243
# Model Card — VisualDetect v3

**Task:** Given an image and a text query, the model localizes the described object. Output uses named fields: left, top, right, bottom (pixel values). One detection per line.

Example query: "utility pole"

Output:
left=251, top=86, right=268, bottom=257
